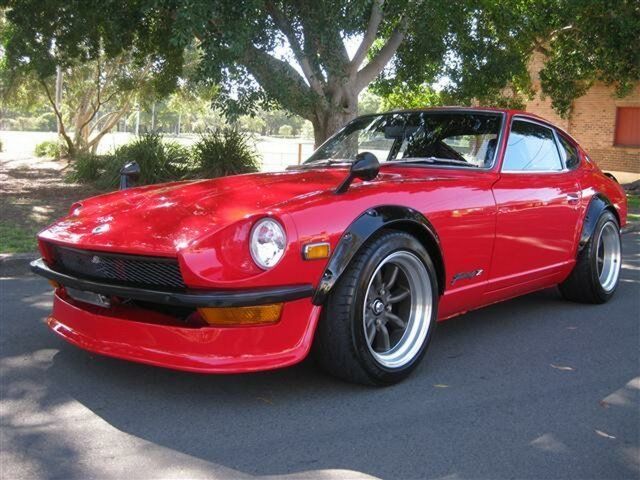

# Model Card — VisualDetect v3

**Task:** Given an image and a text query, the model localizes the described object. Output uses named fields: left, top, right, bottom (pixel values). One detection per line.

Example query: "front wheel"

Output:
left=559, top=210, right=622, bottom=303
left=313, top=231, right=438, bottom=385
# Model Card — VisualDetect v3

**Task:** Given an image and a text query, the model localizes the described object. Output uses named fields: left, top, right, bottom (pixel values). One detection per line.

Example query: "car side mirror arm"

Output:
left=335, top=152, right=380, bottom=194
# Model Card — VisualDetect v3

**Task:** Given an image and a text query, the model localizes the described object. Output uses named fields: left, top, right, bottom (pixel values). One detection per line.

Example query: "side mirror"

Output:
left=119, top=161, right=141, bottom=190
left=335, top=152, right=380, bottom=194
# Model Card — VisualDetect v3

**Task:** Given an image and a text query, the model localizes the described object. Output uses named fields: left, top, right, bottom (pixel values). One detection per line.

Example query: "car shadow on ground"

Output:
left=2, top=233, right=639, bottom=479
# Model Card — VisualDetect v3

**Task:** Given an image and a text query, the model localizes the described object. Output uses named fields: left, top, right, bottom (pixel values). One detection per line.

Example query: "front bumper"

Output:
left=30, top=258, right=314, bottom=307
left=32, top=259, right=321, bottom=373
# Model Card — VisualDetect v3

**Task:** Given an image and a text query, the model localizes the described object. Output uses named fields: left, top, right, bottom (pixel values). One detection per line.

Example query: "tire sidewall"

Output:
left=347, top=232, right=438, bottom=384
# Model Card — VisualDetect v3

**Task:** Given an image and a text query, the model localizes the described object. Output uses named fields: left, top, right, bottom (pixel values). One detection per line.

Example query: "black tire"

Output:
left=312, top=230, right=438, bottom=386
left=559, top=210, right=621, bottom=304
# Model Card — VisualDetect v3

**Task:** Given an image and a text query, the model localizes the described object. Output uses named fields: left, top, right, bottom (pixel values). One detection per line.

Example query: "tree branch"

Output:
left=241, top=45, right=316, bottom=119
left=265, top=1, right=325, bottom=95
left=355, top=18, right=407, bottom=92
left=298, top=13, right=349, bottom=81
left=350, top=0, right=385, bottom=74
left=40, top=78, right=74, bottom=153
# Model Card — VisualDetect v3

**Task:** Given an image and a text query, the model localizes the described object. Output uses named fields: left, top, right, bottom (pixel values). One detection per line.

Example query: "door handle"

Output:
left=566, top=193, right=580, bottom=205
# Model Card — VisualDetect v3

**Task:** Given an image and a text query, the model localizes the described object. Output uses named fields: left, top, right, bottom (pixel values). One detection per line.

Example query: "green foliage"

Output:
left=191, top=128, right=260, bottom=179
left=3, top=0, right=638, bottom=143
left=67, top=134, right=191, bottom=189
left=278, top=125, right=293, bottom=136
left=68, top=130, right=259, bottom=189
left=358, top=90, right=382, bottom=115
left=377, top=84, right=444, bottom=111
left=238, top=115, right=267, bottom=135
left=34, top=140, right=66, bottom=158
left=0, top=138, right=3, bottom=152
left=537, top=1, right=640, bottom=117
left=114, top=134, right=191, bottom=185
left=300, top=121, right=314, bottom=139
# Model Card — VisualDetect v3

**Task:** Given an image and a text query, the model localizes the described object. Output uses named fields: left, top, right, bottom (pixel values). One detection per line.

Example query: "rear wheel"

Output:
left=559, top=210, right=621, bottom=303
left=313, top=231, right=438, bottom=385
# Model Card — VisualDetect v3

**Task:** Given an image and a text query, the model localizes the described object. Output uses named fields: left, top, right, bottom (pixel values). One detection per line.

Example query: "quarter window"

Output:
left=503, top=120, right=563, bottom=172
left=557, top=133, right=580, bottom=169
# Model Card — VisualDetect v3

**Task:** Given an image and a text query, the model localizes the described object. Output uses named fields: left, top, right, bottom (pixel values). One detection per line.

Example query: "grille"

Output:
left=51, top=245, right=185, bottom=289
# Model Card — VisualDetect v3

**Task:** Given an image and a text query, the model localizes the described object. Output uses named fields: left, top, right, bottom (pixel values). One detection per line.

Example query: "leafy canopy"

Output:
left=2, top=0, right=638, bottom=140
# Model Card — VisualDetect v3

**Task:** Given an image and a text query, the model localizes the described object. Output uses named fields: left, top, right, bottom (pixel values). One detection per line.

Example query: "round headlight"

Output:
left=250, top=218, right=287, bottom=269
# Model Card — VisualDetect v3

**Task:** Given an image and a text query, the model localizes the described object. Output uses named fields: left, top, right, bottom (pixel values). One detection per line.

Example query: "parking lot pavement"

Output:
left=1, top=232, right=638, bottom=480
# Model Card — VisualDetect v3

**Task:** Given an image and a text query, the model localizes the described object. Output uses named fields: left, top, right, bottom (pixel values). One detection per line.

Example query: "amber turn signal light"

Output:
left=48, top=280, right=60, bottom=289
left=197, top=304, right=283, bottom=326
left=303, top=242, right=330, bottom=260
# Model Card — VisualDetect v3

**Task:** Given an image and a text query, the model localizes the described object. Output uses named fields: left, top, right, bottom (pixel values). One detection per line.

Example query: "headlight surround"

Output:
left=250, top=218, right=287, bottom=269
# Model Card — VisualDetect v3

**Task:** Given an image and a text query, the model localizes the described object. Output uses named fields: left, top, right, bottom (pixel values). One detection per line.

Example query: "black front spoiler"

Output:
left=30, top=258, right=314, bottom=308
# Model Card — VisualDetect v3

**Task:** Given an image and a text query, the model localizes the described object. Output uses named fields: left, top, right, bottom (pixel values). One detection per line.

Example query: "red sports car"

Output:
left=31, top=108, right=627, bottom=385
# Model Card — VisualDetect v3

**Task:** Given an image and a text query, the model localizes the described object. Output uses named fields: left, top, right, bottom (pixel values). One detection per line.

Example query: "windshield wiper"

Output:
left=394, top=156, right=477, bottom=167
left=296, top=159, right=352, bottom=169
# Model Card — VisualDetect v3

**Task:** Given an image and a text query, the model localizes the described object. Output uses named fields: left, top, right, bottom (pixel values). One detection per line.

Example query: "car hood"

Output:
left=38, top=169, right=354, bottom=255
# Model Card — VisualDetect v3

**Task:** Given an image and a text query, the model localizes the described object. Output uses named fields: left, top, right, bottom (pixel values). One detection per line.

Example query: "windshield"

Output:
left=305, top=111, right=503, bottom=168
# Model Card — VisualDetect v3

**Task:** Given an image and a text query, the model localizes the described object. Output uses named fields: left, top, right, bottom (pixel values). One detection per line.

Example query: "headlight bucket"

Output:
left=250, top=218, right=287, bottom=269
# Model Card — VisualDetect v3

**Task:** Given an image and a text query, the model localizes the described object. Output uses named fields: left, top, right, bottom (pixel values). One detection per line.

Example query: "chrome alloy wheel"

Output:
left=363, top=251, right=432, bottom=369
left=596, top=221, right=621, bottom=292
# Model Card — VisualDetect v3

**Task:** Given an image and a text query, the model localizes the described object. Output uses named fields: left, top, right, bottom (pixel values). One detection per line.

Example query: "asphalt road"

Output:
left=1, top=233, right=639, bottom=480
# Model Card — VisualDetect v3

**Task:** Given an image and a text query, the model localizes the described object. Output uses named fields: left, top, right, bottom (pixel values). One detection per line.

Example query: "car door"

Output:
left=488, top=117, right=582, bottom=292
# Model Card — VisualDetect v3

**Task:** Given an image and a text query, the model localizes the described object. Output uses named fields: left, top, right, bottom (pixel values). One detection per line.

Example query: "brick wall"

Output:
left=525, top=52, right=639, bottom=173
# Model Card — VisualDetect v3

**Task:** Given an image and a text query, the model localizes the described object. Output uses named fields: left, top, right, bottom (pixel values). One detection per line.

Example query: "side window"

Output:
left=441, top=134, right=498, bottom=167
left=557, top=133, right=580, bottom=169
left=503, top=120, right=563, bottom=172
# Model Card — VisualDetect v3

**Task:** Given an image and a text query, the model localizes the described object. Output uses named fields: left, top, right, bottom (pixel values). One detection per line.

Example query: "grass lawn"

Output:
left=0, top=222, right=38, bottom=253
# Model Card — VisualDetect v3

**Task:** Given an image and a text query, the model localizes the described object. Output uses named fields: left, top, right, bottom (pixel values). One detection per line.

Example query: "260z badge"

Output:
left=451, top=269, right=484, bottom=286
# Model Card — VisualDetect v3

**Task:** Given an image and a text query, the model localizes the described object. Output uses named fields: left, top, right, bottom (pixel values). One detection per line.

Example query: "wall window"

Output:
left=615, top=107, right=640, bottom=147
left=503, top=120, right=563, bottom=171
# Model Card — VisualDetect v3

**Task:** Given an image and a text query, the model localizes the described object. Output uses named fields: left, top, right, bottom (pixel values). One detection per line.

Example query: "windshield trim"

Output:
left=303, top=109, right=507, bottom=171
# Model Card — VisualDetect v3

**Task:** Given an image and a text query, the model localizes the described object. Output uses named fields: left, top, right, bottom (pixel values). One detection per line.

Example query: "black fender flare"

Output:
left=578, top=194, right=617, bottom=253
left=312, top=205, right=443, bottom=305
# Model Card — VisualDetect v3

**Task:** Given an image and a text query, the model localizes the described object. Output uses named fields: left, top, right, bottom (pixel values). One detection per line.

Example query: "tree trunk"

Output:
left=312, top=87, right=358, bottom=148
left=55, top=66, right=63, bottom=134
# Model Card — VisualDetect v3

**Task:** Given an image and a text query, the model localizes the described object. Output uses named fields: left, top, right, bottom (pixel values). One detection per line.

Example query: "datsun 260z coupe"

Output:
left=31, top=108, right=627, bottom=385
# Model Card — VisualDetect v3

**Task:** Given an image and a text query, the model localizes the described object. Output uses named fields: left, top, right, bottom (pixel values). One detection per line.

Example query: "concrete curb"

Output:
left=0, top=252, right=38, bottom=277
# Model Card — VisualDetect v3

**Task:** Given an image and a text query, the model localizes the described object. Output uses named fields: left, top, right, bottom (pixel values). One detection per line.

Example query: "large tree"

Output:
left=2, top=1, right=638, bottom=146
left=0, top=1, right=515, bottom=146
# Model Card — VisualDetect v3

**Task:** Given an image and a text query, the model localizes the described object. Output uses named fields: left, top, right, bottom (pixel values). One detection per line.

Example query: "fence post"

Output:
left=297, top=143, right=302, bottom=164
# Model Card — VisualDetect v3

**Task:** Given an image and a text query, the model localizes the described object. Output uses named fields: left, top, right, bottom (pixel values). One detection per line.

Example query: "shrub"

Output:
left=66, top=153, right=112, bottom=185
left=111, top=133, right=191, bottom=186
left=278, top=125, right=293, bottom=136
left=34, top=140, right=67, bottom=158
left=191, top=128, right=260, bottom=179
left=66, top=133, right=191, bottom=189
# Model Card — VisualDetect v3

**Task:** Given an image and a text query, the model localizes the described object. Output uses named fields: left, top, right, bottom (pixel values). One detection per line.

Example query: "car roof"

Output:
left=380, top=105, right=529, bottom=116
left=372, top=106, right=580, bottom=146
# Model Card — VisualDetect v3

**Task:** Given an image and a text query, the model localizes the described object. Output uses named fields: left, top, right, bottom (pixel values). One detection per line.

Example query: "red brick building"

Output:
left=525, top=52, right=639, bottom=179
